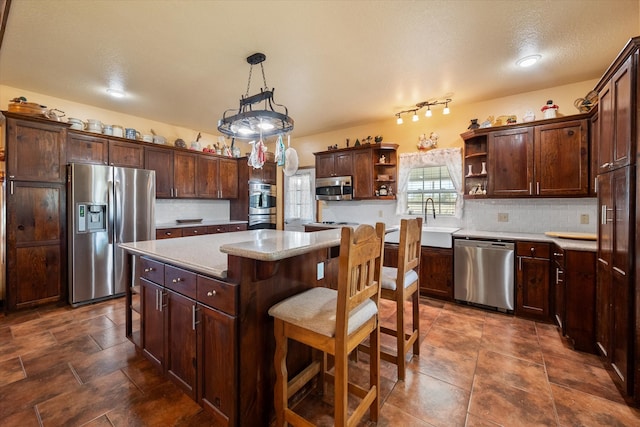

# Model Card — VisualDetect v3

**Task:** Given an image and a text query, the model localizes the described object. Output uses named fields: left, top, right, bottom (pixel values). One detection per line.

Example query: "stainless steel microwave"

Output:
left=315, top=176, right=353, bottom=201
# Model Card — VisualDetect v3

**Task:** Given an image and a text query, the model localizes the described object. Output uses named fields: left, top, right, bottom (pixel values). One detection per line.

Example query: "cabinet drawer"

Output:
left=156, top=228, right=183, bottom=239
left=227, top=223, right=247, bottom=232
left=165, top=265, right=197, bottom=299
left=140, top=257, right=165, bottom=285
left=197, top=275, right=238, bottom=316
left=516, top=241, right=550, bottom=259
left=182, top=226, right=209, bottom=236
left=207, top=225, right=229, bottom=234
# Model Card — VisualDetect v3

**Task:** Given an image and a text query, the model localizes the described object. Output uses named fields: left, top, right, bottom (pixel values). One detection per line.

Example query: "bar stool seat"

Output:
left=381, top=266, right=419, bottom=291
left=269, top=223, right=385, bottom=427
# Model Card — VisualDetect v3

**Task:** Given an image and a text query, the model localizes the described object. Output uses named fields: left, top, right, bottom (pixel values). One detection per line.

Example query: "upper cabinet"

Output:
left=314, top=143, right=398, bottom=199
left=6, top=114, right=67, bottom=183
left=462, top=115, right=589, bottom=198
left=597, top=53, right=634, bottom=173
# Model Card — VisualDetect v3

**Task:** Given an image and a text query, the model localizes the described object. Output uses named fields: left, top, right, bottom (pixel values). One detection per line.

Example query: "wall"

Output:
left=155, top=199, right=230, bottom=225
left=309, top=79, right=600, bottom=232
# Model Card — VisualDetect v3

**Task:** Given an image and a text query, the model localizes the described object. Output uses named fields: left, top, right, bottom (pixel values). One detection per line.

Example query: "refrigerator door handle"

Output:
left=107, top=180, right=114, bottom=245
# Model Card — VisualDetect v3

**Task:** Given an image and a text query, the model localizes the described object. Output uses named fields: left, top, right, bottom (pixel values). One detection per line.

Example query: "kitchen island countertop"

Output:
left=453, top=229, right=597, bottom=252
left=120, top=228, right=343, bottom=279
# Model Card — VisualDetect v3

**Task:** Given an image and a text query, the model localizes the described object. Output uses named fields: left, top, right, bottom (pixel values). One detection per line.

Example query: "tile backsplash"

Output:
left=320, top=197, right=598, bottom=234
left=155, top=199, right=230, bottom=224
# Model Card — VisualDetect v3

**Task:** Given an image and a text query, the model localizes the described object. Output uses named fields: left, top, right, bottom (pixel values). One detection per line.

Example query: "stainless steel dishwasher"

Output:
left=454, top=239, right=515, bottom=311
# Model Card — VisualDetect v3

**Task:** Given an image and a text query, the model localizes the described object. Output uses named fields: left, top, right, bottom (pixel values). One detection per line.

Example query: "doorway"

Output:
left=283, top=167, right=315, bottom=231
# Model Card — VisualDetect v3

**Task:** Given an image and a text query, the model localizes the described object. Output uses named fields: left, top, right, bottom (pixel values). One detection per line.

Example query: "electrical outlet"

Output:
left=317, top=262, right=324, bottom=280
left=580, top=214, right=589, bottom=224
left=378, top=210, right=383, bottom=218
left=497, top=213, right=509, bottom=222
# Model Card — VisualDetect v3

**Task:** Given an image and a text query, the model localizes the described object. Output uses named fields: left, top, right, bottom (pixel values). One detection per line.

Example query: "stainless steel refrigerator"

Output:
left=68, top=163, right=155, bottom=306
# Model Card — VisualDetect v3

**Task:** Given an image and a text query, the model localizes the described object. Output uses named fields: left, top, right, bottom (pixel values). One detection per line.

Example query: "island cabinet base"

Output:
left=126, top=246, right=339, bottom=426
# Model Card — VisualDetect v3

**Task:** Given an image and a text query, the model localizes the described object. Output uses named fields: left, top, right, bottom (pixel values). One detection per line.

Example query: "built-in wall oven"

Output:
left=248, top=181, right=276, bottom=229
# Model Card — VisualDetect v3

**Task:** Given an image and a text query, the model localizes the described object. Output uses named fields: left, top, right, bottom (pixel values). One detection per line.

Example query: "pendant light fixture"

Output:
left=218, top=53, right=294, bottom=139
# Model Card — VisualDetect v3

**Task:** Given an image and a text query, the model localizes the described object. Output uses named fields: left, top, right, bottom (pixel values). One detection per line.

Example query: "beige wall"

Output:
left=291, top=79, right=599, bottom=167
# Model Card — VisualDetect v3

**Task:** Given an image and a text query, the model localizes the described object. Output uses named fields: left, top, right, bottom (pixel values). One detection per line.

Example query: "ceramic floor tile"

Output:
left=79, top=414, right=115, bottom=427
left=386, top=368, right=469, bottom=427
left=376, top=401, right=436, bottom=426
left=120, top=356, right=173, bottom=394
left=36, top=369, right=142, bottom=426
left=0, top=356, right=26, bottom=387
left=0, top=361, right=81, bottom=418
left=9, top=310, right=75, bottom=338
left=551, top=383, right=640, bottom=426
left=410, top=342, right=477, bottom=391
left=0, top=330, right=58, bottom=363
left=423, top=323, right=482, bottom=359
left=50, top=314, right=118, bottom=343
left=544, top=354, right=627, bottom=405
left=432, top=309, right=485, bottom=338
left=71, top=340, right=139, bottom=383
left=91, top=323, right=129, bottom=350
left=467, top=376, right=558, bottom=426
left=480, top=328, right=543, bottom=364
left=464, top=413, right=502, bottom=426
left=21, top=334, right=102, bottom=377
left=475, top=348, right=550, bottom=397
left=538, top=333, right=604, bottom=368
left=1, top=407, right=40, bottom=427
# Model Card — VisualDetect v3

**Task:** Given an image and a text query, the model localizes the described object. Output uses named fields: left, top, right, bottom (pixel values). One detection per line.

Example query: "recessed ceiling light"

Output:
left=516, top=54, right=541, bottom=68
left=106, top=88, right=125, bottom=98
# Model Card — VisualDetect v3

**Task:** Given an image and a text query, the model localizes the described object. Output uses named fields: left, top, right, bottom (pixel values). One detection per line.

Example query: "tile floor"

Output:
left=0, top=296, right=639, bottom=426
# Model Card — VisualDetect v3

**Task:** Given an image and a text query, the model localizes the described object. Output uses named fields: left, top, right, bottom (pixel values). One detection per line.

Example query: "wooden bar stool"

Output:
left=269, top=223, right=385, bottom=427
left=368, top=217, right=422, bottom=380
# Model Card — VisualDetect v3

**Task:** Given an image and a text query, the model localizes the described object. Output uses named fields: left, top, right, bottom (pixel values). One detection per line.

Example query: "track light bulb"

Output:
left=443, top=103, right=450, bottom=115
left=396, top=115, right=403, bottom=125
left=412, top=112, right=419, bottom=122
left=425, top=107, right=432, bottom=118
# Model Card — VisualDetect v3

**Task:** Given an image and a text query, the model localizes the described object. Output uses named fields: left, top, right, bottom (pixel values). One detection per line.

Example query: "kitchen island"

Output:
left=120, top=229, right=347, bottom=426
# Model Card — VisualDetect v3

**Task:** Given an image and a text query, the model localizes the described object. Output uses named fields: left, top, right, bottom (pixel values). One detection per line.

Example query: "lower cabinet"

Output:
left=553, top=247, right=596, bottom=352
left=131, top=256, right=238, bottom=425
left=156, top=224, right=248, bottom=239
left=516, top=241, right=551, bottom=321
left=383, top=243, right=453, bottom=300
left=420, top=247, right=453, bottom=300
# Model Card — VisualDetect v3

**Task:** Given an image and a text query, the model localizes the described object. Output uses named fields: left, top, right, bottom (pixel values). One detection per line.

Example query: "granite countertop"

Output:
left=120, top=229, right=343, bottom=279
left=453, top=229, right=597, bottom=252
left=156, top=219, right=248, bottom=229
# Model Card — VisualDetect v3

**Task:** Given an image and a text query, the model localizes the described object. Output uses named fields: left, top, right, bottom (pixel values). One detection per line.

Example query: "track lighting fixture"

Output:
left=395, top=98, right=452, bottom=124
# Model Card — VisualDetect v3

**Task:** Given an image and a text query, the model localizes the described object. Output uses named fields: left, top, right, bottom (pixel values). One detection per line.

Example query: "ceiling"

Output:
left=1, top=1, right=638, bottom=138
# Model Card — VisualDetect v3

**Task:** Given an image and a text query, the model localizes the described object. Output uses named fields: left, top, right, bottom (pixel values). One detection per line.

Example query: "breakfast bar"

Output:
left=120, top=229, right=348, bottom=425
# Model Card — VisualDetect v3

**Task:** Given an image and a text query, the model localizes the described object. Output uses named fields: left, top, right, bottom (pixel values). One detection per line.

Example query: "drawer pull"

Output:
left=172, top=278, right=183, bottom=283
left=165, top=232, right=172, bottom=236
left=553, top=252, right=563, bottom=257
left=144, top=267, right=154, bottom=272
left=207, top=290, right=217, bottom=297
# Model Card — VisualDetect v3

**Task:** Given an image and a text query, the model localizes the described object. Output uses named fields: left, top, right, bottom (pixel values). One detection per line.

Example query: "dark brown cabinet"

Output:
left=194, top=155, right=239, bottom=199
left=598, top=53, right=634, bottom=173
left=108, top=139, right=144, bottom=168
left=67, top=132, right=108, bottom=165
left=516, top=241, right=551, bottom=321
left=554, top=247, right=596, bottom=352
left=314, top=144, right=398, bottom=199
left=488, top=127, right=534, bottom=197
left=4, top=114, right=68, bottom=310
left=596, top=167, right=634, bottom=393
left=6, top=182, right=66, bottom=310
left=145, top=147, right=174, bottom=198
left=384, top=243, right=453, bottom=300
left=248, top=161, right=276, bottom=184
left=129, top=257, right=238, bottom=424
left=420, top=247, right=453, bottom=300
left=174, top=152, right=198, bottom=198
left=6, top=115, right=67, bottom=183
left=315, top=151, right=353, bottom=178
left=464, top=115, right=590, bottom=198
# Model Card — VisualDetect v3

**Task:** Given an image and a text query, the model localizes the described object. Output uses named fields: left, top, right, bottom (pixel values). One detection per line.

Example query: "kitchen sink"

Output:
left=385, top=226, right=460, bottom=248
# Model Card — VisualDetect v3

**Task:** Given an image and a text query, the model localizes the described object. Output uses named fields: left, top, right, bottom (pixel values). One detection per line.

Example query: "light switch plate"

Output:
left=497, top=213, right=509, bottom=222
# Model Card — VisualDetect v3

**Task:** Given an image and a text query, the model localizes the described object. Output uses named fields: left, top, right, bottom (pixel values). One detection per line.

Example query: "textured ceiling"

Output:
left=0, top=0, right=638, bottom=137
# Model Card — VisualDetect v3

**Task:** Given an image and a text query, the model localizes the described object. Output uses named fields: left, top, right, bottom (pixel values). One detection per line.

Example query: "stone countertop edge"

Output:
left=156, top=219, right=248, bottom=229
left=453, top=229, right=597, bottom=252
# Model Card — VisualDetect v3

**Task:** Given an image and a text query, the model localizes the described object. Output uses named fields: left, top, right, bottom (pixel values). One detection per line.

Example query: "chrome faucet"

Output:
left=424, top=197, right=435, bottom=225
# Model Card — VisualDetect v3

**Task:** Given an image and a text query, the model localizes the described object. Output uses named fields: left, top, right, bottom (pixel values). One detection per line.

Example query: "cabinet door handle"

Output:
left=144, top=267, right=154, bottom=272
left=536, top=182, right=540, bottom=195
left=155, top=289, right=160, bottom=311
left=174, top=188, right=178, bottom=198
left=207, top=290, right=217, bottom=297
left=159, top=290, right=165, bottom=312
left=529, top=182, right=532, bottom=195
left=192, top=305, right=198, bottom=330
left=518, top=256, right=522, bottom=271
left=172, top=278, right=183, bottom=283
left=601, top=205, right=607, bottom=225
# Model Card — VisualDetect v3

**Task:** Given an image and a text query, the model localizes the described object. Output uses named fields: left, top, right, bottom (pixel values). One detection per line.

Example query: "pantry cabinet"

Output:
left=516, top=241, right=551, bottom=321
left=462, top=115, right=590, bottom=198
left=4, top=113, right=68, bottom=310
